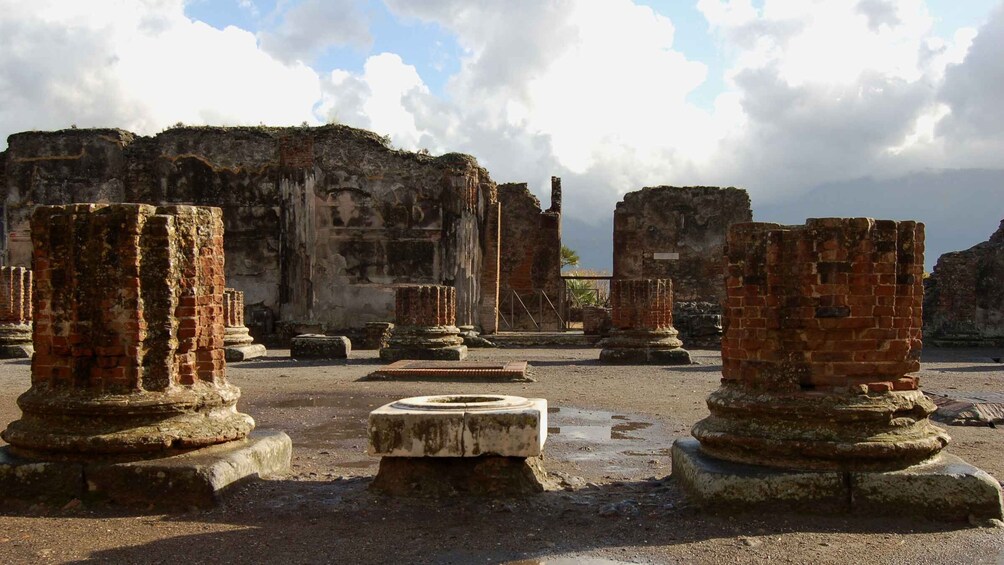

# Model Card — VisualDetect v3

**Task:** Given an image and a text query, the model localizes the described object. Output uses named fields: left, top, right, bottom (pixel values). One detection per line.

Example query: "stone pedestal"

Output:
left=290, top=334, right=351, bottom=359
left=0, top=266, right=33, bottom=358
left=599, top=279, right=691, bottom=364
left=222, top=288, right=266, bottom=361
left=0, top=204, right=289, bottom=507
left=677, top=218, right=1003, bottom=522
left=368, top=394, right=550, bottom=495
left=380, top=285, right=467, bottom=361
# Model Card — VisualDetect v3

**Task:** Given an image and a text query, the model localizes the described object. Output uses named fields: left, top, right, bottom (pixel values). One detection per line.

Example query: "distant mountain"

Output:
left=758, top=169, right=1004, bottom=272
left=561, top=169, right=1004, bottom=273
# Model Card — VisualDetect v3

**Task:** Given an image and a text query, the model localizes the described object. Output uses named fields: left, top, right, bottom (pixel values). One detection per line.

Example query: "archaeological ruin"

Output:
left=0, top=126, right=499, bottom=340
left=613, top=186, right=753, bottom=347
left=223, top=288, right=267, bottom=361
left=598, top=278, right=691, bottom=364
left=0, top=203, right=290, bottom=507
left=0, top=265, right=32, bottom=358
left=924, top=219, right=1004, bottom=346
left=674, top=218, right=1004, bottom=521
left=496, top=178, right=563, bottom=331
left=380, top=284, right=467, bottom=361
left=368, top=394, right=549, bottom=495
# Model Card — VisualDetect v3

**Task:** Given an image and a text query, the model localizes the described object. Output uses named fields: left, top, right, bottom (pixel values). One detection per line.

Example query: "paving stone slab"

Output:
left=365, top=360, right=531, bottom=382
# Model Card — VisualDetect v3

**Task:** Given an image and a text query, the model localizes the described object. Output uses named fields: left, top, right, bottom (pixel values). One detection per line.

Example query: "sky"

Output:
left=1, top=0, right=1002, bottom=270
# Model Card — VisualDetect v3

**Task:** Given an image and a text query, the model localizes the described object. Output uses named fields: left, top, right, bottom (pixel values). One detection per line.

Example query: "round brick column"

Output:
left=2, top=204, right=254, bottom=461
left=0, top=266, right=33, bottom=358
left=691, top=218, right=948, bottom=471
left=599, top=278, right=691, bottom=364
left=380, top=285, right=466, bottom=361
left=222, top=288, right=254, bottom=346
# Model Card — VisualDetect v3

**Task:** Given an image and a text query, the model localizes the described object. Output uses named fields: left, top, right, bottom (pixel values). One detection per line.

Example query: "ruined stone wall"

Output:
left=612, top=186, right=752, bottom=302
left=924, top=219, right=1004, bottom=346
left=2, top=126, right=499, bottom=334
left=497, top=178, right=562, bottom=330
left=612, top=186, right=751, bottom=346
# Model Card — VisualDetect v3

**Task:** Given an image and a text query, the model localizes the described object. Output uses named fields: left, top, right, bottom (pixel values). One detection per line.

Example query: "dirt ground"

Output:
left=0, top=345, right=1001, bottom=565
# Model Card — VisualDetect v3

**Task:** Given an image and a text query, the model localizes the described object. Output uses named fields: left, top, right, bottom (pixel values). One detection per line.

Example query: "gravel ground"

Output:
left=0, top=345, right=1001, bottom=565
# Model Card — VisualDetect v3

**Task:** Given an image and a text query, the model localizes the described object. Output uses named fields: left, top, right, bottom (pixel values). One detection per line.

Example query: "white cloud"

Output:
left=0, top=0, right=321, bottom=142
left=257, top=0, right=371, bottom=64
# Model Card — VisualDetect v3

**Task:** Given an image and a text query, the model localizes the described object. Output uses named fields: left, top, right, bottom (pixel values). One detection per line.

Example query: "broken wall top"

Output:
left=613, top=185, right=752, bottom=304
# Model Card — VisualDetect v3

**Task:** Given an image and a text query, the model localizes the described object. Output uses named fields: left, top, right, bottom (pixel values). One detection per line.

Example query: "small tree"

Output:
left=561, top=245, right=580, bottom=269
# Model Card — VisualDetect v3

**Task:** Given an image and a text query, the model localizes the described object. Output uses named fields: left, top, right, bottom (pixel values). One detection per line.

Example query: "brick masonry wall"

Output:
left=395, top=285, right=456, bottom=327
left=30, top=203, right=227, bottom=393
left=923, top=219, right=1004, bottom=345
left=609, top=279, right=674, bottom=332
left=721, top=218, right=924, bottom=392
left=0, top=266, right=31, bottom=325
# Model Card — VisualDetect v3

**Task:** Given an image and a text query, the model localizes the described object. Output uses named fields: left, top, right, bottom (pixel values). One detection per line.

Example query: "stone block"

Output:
left=368, top=395, right=546, bottom=458
left=378, top=344, right=467, bottom=362
left=598, top=346, right=692, bottom=365
left=0, top=430, right=291, bottom=508
left=224, top=343, right=267, bottom=362
left=290, top=334, right=351, bottom=359
left=672, top=438, right=1004, bottom=522
left=365, top=360, right=530, bottom=382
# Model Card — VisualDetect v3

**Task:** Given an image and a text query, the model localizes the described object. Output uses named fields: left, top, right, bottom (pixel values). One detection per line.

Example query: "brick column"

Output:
left=691, top=218, right=948, bottom=471
left=598, top=278, right=691, bottom=364
left=222, top=287, right=266, bottom=361
left=478, top=201, right=501, bottom=334
left=380, top=285, right=466, bottom=361
left=2, top=204, right=254, bottom=460
left=0, top=266, right=33, bottom=358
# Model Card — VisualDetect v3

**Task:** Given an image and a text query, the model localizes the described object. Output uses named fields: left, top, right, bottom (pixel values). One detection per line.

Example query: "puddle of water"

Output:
left=546, top=406, right=673, bottom=474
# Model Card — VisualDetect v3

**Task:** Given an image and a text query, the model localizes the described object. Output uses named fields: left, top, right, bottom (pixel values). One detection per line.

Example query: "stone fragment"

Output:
left=582, top=306, right=612, bottom=336
left=290, top=334, right=351, bottom=359
left=598, top=279, right=691, bottom=364
left=0, top=266, right=33, bottom=358
left=380, top=285, right=467, bottom=361
left=222, top=288, right=266, bottom=361
left=0, top=204, right=290, bottom=507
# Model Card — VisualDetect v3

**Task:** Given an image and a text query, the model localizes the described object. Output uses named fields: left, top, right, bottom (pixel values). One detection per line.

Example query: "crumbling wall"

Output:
left=2, top=126, right=499, bottom=335
left=497, top=177, right=562, bottom=330
left=612, top=186, right=752, bottom=346
left=924, top=220, right=1004, bottom=346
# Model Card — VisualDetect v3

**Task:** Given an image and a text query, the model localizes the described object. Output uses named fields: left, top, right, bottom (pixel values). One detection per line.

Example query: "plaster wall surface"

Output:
left=1, top=126, right=499, bottom=334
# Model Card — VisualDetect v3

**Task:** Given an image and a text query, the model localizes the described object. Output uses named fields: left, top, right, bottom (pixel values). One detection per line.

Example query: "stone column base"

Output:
left=224, top=343, right=267, bottom=362
left=671, top=437, right=1004, bottom=525
left=0, top=323, right=33, bottom=359
left=379, top=344, right=468, bottom=362
left=371, top=455, right=553, bottom=496
left=599, top=347, right=692, bottom=365
left=0, top=344, right=33, bottom=359
left=0, top=430, right=292, bottom=509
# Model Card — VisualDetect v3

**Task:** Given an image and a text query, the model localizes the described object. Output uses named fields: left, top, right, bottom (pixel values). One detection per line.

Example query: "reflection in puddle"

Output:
left=548, top=407, right=651, bottom=441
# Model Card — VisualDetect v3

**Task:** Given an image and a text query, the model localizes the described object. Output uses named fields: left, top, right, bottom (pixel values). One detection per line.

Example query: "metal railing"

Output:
left=498, top=289, right=566, bottom=332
